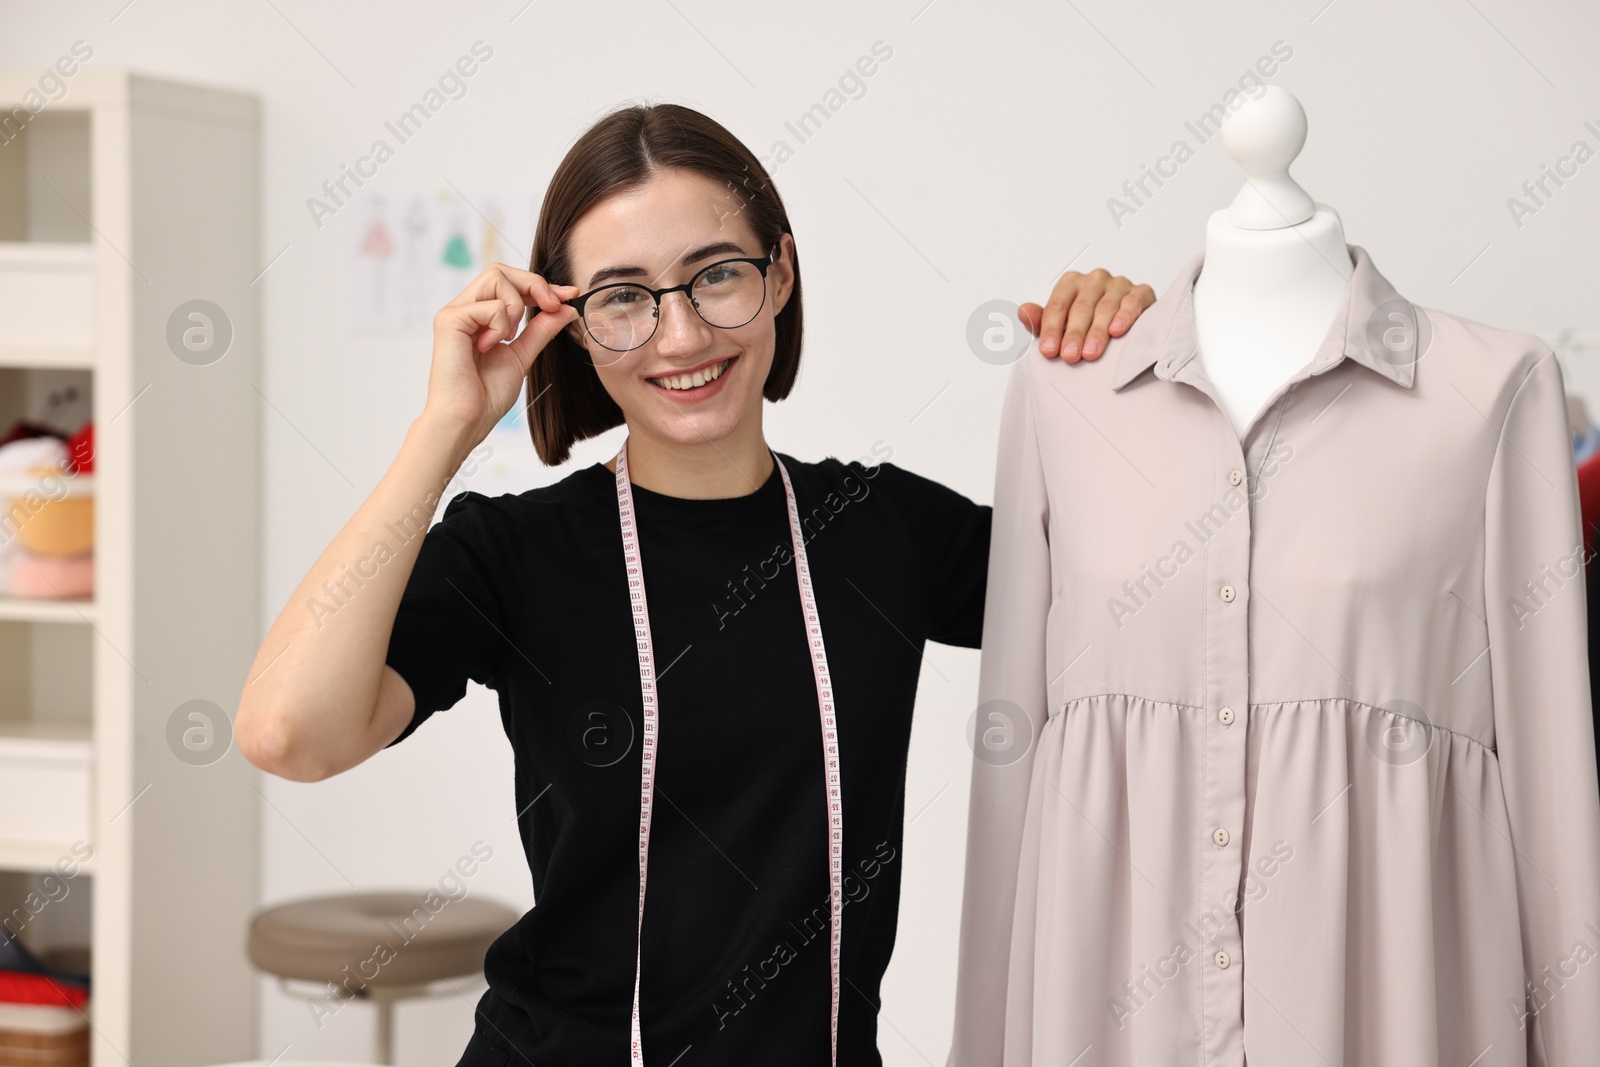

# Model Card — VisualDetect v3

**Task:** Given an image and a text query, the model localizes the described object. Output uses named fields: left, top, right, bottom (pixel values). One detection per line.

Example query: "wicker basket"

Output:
left=0, top=1001, right=89, bottom=1067
left=9, top=466, right=94, bottom=557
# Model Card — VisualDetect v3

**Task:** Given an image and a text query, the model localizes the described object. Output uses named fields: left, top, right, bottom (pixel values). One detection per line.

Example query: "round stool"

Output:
left=246, top=892, right=519, bottom=1064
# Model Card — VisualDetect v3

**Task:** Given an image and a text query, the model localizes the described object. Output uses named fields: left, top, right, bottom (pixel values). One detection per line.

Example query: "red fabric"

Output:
left=63, top=420, right=94, bottom=475
left=0, top=970, right=89, bottom=1008
left=1580, top=451, right=1600, bottom=568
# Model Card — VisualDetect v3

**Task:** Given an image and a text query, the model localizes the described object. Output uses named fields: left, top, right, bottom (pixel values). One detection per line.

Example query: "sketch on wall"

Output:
left=352, top=187, right=550, bottom=504
left=352, top=187, right=537, bottom=334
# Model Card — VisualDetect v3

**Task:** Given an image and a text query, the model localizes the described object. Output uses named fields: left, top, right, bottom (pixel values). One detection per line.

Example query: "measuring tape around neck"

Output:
left=615, top=439, right=843, bottom=1066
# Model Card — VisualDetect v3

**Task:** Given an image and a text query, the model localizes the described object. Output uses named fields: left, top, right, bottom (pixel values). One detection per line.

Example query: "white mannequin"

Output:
left=1193, top=86, right=1355, bottom=438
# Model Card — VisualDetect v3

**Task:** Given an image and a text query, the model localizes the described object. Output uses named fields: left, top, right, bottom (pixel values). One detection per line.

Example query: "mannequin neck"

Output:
left=1195, top=206, right=1352, bottom=303
left=1190, top=206, right=1355, bottom=438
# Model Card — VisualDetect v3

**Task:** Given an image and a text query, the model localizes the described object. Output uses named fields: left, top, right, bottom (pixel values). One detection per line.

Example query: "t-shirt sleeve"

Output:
left=855, top=460, right=992, bottom=649
left=383, top=490, right=529, bottom=747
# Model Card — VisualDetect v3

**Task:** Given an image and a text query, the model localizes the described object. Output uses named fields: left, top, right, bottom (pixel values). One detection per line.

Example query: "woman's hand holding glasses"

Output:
left=424, top=263, right=579, bottom=454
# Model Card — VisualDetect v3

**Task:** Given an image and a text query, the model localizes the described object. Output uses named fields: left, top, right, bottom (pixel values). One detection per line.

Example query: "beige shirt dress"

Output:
left=949, top=244, right=1600, bottom=1066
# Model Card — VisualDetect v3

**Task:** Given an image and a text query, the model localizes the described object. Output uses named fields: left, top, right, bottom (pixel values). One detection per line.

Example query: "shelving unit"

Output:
left=0, top=71, right=260, bottom=1066
left=0, top=598, right=95, bottom=624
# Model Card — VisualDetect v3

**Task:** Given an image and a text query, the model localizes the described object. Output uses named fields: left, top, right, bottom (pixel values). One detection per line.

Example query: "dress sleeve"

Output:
left=383, top=490, right=528, bottom=748
left=948, top=360, right=1051, bottom=1065
left=1483, top=349, right=1600, bottom=1062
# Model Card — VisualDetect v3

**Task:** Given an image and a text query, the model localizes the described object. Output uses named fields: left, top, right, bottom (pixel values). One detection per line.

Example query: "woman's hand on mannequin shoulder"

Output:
left=423, top=263, right=579, bottom=458
left=1021, top=268, right=1155, bottom=362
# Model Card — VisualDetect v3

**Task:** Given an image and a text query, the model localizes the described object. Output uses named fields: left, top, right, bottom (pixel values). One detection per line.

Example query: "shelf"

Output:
left=0, top=719, right=92, bottom=859
left=0, top=346, right=96, bottom=370
left=0, top=837, right=94, bottom=874
left=0, top=597, right=95, bottom=623
left=0, top=716, right=91, bottom=746
left=0, top=243, right=95, bottom=349
left=0, top=473, right=94, bottom=499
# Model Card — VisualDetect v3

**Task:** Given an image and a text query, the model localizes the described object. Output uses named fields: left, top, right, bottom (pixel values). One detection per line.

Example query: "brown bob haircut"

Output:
left=525, top=103, right=804, bottom=466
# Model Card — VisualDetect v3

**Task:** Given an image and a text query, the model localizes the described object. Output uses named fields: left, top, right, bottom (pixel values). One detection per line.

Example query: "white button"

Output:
left=1218, top=707, right=1235, bottom=725
left=1229, top=468, right=1243, bottom=486
left=1213, top=827, right=1230, bottom=847
left=1215, top=949, right=1231, bottom=969
left=1220, top=584, right=1236, bottom=603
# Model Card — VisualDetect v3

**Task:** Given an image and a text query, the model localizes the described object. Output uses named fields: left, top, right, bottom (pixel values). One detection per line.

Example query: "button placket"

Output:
left=1205, top=436, right=1250, bottom=1067
left=1161, top=349, right=1327, bottom=1064
left=1171, top=356, right=1253, bottom=1067
left=1203, top=441, right=1248, bottom=1062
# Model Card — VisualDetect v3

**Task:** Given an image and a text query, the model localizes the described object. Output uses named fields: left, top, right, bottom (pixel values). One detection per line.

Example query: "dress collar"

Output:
left=1110, top=243, right=1422, bottom=392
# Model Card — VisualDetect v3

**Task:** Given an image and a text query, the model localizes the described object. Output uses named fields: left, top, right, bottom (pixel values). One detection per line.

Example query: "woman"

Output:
left=235, top=103, right=1153, bottom=1066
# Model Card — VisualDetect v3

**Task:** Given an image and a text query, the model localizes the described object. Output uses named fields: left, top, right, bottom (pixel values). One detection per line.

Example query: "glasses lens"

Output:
left=584, top=285, right=657, bottom=352
left=691, top=261, right=766, bottom=329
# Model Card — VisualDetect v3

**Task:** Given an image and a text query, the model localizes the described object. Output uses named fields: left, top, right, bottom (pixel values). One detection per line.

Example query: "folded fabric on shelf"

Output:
left=8, top=552, right=93, bottom=599
left=0, top=936, right=89, bottom=1003
left=0, top=971, right=88, bottom=1009
left=0, top=437, right=68, bottom=478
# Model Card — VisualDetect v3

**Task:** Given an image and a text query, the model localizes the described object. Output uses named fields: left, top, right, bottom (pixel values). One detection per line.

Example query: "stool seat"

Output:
left=247, top=892, right=519, bottom=988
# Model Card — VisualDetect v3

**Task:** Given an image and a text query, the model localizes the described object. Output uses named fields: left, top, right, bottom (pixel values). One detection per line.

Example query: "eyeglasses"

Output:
left=569, top=244, right=779, bottom=354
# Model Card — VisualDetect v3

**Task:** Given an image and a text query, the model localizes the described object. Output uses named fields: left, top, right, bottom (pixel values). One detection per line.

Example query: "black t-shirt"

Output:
left=383, top=451, right=991, bottom=1066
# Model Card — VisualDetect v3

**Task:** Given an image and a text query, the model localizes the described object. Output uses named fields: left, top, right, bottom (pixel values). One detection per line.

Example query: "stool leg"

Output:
left=375, top=993, right=394, bottom=1065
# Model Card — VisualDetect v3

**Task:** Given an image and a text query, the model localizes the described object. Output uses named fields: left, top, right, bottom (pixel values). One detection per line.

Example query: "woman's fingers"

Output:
left=1032, top=270, right=1156, bottom=361
left=506, top=302, right=579, bottom=369
left=1117, top=284, right=1157, bottom=332
left=1086, top=281, right=1157, bottom=359
left=1035, top=271, right=1087, bottom=359
left=447, top=263, right=580, bottom=316
left=437, top=299, right=514, bottom=352
left=491, top=263, right=581, bottom=313
left=1061, top=273, right=1108, bottom=360
left=1098, top=285, right=1156, bottom=344
left=440, top=282, right=579, bottom=379
left=483, top=272, right=527, bottom=336
left=445, top=265, right=514, bottom=308
left=1018, top=302, right=1044, bottom=339
left=1080, top=284, right=1137, bottom=362
left=425, top=269, right=579, bottom=443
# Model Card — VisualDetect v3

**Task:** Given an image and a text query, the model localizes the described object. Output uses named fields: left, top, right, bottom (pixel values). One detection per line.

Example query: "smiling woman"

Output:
left=523, top=106, right=804, bottom=495
left=232, top=100, right=1155, bottom=1067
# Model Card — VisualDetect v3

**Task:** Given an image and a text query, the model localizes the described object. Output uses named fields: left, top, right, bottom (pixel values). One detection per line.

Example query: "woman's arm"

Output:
left=235, top=265, right=578, bottom=782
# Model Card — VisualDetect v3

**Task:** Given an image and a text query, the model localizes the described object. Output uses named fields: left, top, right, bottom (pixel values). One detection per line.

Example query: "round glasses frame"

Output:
left=568, top=244, right=780, bottom=354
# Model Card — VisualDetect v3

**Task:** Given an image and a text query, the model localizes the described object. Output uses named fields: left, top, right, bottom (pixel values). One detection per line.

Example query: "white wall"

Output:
left=5, top=1, right=1600, bottom=1063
